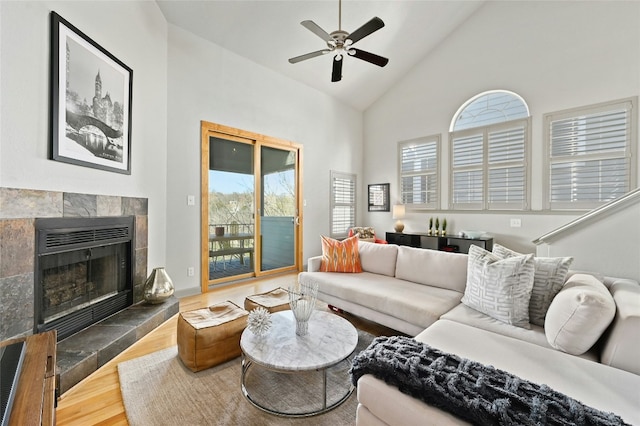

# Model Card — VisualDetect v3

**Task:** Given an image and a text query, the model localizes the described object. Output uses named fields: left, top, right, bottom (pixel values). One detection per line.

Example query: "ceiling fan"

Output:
left=288, top=0, right=389, bottom=82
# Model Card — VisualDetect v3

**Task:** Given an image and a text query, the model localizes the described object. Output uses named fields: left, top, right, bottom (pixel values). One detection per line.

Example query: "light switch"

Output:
left=187, top=195, right=195, bottom=206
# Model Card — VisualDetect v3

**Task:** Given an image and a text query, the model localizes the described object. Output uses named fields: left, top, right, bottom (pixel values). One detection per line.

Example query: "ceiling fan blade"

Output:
left=331, top=55, right=343, bottom=82
left=349, top=48, right=389, bottom=67
left=301, top=20, right=334, bottom=43
left=347, top=17, right=385, bottom=44
left=289, top=49, right=331, bottom=64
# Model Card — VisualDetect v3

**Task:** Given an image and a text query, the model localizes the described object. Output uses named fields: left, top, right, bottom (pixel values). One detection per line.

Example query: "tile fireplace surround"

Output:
left=0, top=187, right=178, bottom=393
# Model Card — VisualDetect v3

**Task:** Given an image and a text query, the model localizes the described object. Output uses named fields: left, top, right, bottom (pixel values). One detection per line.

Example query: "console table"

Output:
left=386, top=232, right=493, bottom=254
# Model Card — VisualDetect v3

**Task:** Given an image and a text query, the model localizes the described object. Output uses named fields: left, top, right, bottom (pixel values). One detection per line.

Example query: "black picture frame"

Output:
left=368, top=183, right=390, bottom=212
left=50, top=11, right=133, bottom=174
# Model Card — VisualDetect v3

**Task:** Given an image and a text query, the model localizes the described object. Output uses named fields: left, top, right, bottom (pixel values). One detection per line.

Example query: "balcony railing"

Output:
left=209, top=223, right=254, bottom=237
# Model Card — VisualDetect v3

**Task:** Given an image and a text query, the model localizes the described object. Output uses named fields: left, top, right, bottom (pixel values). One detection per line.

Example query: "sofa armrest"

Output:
left=307, top=256, right=323, bottom=272
left=599, top=279, right=640, bottom=375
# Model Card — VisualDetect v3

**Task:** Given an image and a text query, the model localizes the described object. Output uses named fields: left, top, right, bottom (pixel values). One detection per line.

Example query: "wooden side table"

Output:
left=1, top=330, right=57, bottom=426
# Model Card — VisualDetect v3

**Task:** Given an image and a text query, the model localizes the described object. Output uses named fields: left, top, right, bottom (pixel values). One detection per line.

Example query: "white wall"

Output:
left=166, top=25, right=363, bottom=296
left=363, top=1, right=640, bottom=260
left=536, top=199, right=640, bottom=282
left=0, top=1, right=168, bottom=269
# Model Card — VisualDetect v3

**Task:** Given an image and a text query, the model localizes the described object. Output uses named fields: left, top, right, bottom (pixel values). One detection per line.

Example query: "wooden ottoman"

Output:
left=177, top=301, right=248, bottom=372
left=244, top=287, right=290, bottom=313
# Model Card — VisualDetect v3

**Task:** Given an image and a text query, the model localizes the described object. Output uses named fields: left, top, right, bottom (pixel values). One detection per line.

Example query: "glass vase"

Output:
left=288, top=281, right=318, bottom=336
left=295, top=318, right=309, bottom=336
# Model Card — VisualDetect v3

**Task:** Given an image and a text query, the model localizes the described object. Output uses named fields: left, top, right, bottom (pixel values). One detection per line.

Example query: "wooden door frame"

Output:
left=200, top=121, right=303, bottom=293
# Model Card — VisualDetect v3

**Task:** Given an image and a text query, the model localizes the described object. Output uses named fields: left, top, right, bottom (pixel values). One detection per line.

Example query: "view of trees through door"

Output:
left=260, top=146, right=297, bottom=271
left=201, top=121, right=303, bottom=291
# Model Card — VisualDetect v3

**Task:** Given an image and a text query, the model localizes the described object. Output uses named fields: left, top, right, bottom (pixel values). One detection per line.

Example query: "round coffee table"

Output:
left=240, top=310, right=358, bottom=417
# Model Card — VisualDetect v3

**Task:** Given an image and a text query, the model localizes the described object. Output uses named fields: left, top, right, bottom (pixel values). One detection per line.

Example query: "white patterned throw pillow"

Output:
left=493, top=244, right=573, bottom=327
left=462, top=245, right=536, bottom=328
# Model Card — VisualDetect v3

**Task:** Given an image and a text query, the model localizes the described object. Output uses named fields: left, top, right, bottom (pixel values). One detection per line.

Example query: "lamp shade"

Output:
left=392, top=204, right=405, bottom=219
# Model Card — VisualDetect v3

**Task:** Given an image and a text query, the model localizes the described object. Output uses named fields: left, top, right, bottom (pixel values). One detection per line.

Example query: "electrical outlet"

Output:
left=510, top=218, right=522, bottom=228
left=187, top=267, right=195, bottom=276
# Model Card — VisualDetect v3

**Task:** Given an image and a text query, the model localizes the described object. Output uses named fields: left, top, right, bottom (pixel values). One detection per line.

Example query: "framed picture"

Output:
left=368, top=183, right=390, bottom=212
left=50, top=12, right=133, bottom=174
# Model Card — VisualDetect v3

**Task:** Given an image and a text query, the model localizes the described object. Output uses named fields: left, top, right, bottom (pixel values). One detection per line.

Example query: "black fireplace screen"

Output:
left=34, top=216, right=134, bottom=341
left=39, top=242, right=127, bottom=323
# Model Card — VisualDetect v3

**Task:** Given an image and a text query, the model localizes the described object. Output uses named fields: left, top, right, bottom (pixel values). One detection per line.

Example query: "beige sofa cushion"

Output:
left=415, top=320, right=640, bottom=425
left=441, top=304, right=549, bottom=349
left=357, top=375, right=470, bottom=426
left=599, top=279, right=640, bottom=374
left=394, top=246, right=468, bottom=292
left=545, top=273, right=616, bottom=355
left=462, top=246, right=535, bottom=328
left=441, top=303, right=598, bottom=361
left=357, top=240, right=398, bottom=277
left=299, top=271, right=462, bottom=330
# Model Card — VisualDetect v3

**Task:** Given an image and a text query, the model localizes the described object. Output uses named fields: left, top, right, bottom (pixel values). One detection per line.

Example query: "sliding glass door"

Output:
left=201, top=121, right=302, bottom=290
left=207, top=136, right=255, bottom=281
left=260, top=145, right=297, bottom=271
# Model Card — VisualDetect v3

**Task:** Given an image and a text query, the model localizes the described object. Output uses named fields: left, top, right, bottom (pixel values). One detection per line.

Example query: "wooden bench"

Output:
left=209, top=247, right=254, bottom=270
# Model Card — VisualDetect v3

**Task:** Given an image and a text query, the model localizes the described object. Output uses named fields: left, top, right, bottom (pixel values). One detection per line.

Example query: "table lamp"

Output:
left=392, top=204, right=405, bottom=233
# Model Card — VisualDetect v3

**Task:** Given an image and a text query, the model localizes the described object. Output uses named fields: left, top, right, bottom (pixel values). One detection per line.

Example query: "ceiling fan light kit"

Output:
left=289, top=0, right=389, bottom=82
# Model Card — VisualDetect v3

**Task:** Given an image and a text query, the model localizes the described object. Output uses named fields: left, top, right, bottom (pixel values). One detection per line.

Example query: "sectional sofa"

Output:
left=297, top=240, right=640, bottom=425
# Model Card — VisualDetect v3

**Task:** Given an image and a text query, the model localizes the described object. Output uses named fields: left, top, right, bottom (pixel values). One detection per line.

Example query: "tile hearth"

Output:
left=57, top=296, right=179, bottom=394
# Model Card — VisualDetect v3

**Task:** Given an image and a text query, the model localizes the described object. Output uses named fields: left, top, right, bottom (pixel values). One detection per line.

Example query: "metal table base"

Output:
left=240, top=353, right=354, bottom=418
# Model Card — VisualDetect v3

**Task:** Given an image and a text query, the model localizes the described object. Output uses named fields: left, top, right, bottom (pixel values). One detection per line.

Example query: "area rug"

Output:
left=118, top=328, right=374, bottom=425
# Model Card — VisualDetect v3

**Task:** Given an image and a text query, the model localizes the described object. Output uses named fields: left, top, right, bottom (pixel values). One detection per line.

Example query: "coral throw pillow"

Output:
left=319, top=235, right=362, bottom=273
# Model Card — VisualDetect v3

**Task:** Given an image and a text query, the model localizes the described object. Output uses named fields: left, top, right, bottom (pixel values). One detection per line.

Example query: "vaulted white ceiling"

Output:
left=156, top=1, right=485, bottom=111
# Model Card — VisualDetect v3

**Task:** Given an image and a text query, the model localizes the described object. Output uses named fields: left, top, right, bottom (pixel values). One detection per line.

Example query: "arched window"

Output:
left=449, top=90, right=531, bottom=210
left=450, top=90, right=529, bottom=131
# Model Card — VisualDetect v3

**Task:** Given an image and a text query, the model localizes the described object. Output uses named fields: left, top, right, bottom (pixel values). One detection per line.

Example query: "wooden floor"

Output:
left=55, top=273, right=398, bottom=426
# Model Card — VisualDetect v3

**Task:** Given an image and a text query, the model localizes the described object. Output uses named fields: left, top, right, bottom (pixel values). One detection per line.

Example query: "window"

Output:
left=329, top=171, right=356, bottom=238
left=450, top=90, right=530, bottom=210
left=544, top=98, right=637, bottom=211
left=398, top=136, right=440, bottom=209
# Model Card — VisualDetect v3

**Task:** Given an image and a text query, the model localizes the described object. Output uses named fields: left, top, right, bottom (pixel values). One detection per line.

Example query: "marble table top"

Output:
left=240, top=310, right=358, bottom=371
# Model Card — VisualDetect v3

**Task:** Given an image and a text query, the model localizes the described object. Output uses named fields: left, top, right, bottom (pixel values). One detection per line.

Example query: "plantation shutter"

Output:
left=546, top=99, right=634, bottom=210
left=451, top=119, right=529, bottom=210
left=451, top=132, right=484, bottom=209
left=330, top=171, right=356, bottom=238
left=488, top=124, right=528, bottom=210
left=399, top=137, right=439, bottom=209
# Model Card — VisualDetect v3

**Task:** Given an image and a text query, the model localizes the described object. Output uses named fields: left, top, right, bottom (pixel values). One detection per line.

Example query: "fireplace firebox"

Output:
left=34, top=216, right=134, bottom=341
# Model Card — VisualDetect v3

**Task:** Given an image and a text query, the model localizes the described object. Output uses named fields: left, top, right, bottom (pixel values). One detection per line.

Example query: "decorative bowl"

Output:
left=461, top=230, right=486, bottom=239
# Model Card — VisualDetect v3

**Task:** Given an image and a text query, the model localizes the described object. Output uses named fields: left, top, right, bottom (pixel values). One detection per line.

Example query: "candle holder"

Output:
left=288, top=281, right=318, bottom=336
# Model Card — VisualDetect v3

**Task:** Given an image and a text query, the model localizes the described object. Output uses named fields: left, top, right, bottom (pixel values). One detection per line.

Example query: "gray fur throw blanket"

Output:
left=350, top=336, right=629, bottom=426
